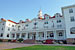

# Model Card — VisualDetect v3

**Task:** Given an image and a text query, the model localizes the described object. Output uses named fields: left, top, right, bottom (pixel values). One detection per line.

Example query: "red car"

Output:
left=44, top=39, right=54, bottom=44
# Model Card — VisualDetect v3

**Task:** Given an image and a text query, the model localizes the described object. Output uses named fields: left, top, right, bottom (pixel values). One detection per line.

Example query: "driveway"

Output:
left=0, top=42, right=35, bottom=50
left=0, top=42, right=75, bottom=50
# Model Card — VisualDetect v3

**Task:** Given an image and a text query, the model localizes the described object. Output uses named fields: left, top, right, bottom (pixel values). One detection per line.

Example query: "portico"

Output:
left=11, top=29, right=66, bottom=41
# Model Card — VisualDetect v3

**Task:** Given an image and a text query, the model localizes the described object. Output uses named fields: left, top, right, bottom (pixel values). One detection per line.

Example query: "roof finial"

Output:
left=38, top=8, right=42, bottom=18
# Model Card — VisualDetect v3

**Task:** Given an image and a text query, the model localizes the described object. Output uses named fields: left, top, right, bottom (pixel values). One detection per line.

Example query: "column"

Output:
left=10, top=34, right=12, bottom=39
left=19, top=33, right=22, bottom=38
left=44, top=31, right=47, bottom=40
left=15, top=33, right=16, bottom=39
left=64, top=30, right=66, bottom=40
left=54, top=30, right=57, bottom=40
left=25, top=32, right=28, bottom=40
left=36, top=32, right=39, bottom=40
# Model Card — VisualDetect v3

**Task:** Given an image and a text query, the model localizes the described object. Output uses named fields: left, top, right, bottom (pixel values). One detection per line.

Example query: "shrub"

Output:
left=18, top=38, right=24, bottom=43
left=8, top=39, right=11, bottom=42
left=0, top=39, right=3, bottom=42
left=73, top=43, right=75, bottom=44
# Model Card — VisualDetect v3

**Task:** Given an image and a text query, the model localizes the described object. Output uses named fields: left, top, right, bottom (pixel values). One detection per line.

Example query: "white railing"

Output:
left=10, top=27, right=65, bottom=33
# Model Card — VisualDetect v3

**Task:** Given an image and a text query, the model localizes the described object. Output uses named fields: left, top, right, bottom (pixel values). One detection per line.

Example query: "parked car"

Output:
left=44, top=39, right=53, bottom=44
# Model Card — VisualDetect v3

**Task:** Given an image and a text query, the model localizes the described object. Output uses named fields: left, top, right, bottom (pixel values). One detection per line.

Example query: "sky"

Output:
left=0, top=0, right=75, bottom=22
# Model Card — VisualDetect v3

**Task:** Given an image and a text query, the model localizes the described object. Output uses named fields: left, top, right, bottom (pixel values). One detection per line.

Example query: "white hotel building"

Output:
left=0, top=5, right=75, bottom=44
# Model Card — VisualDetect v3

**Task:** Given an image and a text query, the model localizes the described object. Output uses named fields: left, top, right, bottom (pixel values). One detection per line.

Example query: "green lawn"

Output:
left=5, top=45, right=75, bottom=50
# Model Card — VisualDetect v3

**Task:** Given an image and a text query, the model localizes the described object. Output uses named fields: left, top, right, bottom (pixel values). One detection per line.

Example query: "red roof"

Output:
left=22, top=21, right=25, bottom=23
left=1, top=18, right=6, bottom=21
left=44, top=14, right=52, bottom=19
left=52, top=16, right=55, bottom=18
left=44, top=14, right=63, bottom=19
left=16, top=23, right=19, bottom=24
left=8, top=20, right=17, bottom=24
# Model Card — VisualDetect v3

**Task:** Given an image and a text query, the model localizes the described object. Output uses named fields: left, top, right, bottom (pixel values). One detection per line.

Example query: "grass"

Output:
left=5, top=45, right=75, bottom=50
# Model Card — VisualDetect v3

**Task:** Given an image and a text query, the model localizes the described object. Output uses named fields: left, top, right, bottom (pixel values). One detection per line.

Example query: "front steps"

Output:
left=23, top=40, right=44, bottom=44
left=23, top=39, right=37, bottom=44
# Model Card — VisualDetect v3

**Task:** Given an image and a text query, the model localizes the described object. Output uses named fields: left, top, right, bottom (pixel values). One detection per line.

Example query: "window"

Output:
left=26, top=24, right=28, bottom=27
left=12, top=25, right=14, bottom=27
left=70, top=16, right=75, bottom=22
left=59, top=32, right=63, bottom=36
left=28, top=34, right=29, bottom=39
left=42, top=33, right=44, bottom=37
left=69, top=9, right=73, bottom=13
left=24, top=27, right=25, bottom=29
left=18, top=26, right=20, bottom=30
left=44, top=26, right=48, bottom=29
left=33, top=27, right=38, bottom=29
left=21, top=34, right=25, bottom=38
left=44, top=21, right=48, bottom=24
left=12, top=28, right=15, bottom=31
left=0, top=33, right=3, bottom=37
left=9, top=24, right=10, bottom=26
left=7, top=34, right=9, bottom=37
left=50, top=33, right=54, bottom=37
left=18, top=26, right=20, bottom=28
left=3, top=23, right=4, bottom=25
left=2, top=28, right=3, bottom=30
left=70, top=27, right=75, bottom=34
left=17, top=34, right=19, bottom=38
left=57, top=25, right=62, bottom=28
left=1, top=33, right=3, bottom=37
left=34, top=22, right=37, bottom=25
left=8, top=28, right=10, bottom=31
left=57, top=20, right=61, bottom=23
left=12, top=34, right=15, bottom=38
left=71, top=32, right=75, bottom=34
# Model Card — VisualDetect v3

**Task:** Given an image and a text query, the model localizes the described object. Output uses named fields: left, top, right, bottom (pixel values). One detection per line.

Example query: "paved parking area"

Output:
left=0, top=42, right=35, bottom=50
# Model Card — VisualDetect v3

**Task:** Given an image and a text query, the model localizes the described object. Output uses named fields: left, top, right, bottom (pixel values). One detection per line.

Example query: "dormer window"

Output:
left=44, top=14, right=50, bottom=19
left=56, top=15, right=59, bottom=17
left=69, top=9, right=73, bottom=13
left=45, top=16, right=49, bottom=19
